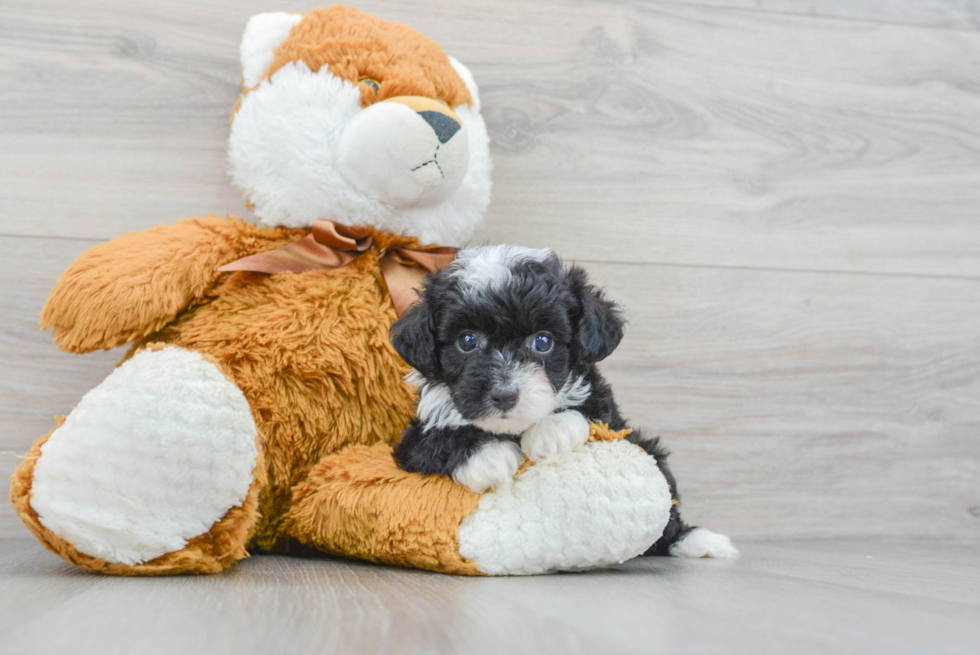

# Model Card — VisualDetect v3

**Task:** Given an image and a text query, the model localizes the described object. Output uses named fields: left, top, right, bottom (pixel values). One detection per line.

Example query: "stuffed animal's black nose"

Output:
left=489, top=384, right=520, bottom=412
left=418, top=110, right=461, bottom=144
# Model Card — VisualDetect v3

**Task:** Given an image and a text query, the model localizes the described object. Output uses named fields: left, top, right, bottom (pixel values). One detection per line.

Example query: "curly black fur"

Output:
left=390, top=247, right=694, bottom=556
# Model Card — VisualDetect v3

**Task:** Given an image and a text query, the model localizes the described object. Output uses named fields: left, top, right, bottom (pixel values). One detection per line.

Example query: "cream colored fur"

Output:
left=458, top=440, right=673, bottom=575
left=30, top=348, right=258, bottom=565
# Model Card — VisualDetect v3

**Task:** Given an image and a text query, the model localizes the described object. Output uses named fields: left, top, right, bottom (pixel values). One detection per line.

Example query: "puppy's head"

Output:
left=391, top=245, right=624, bottom=434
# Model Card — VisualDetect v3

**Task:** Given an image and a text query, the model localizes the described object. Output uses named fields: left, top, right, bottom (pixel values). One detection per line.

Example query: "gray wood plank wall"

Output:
left=665, top=0, right=980, bottom=30
left=2, top=0, right=978, bottom=542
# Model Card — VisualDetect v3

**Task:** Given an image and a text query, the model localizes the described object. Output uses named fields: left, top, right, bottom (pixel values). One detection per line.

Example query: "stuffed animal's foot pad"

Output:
left=669, top=528, right=740, bottom=559
left=458, top=440, right=672, bottom=575
left=452, top=440, right=523, bottom=493
left=30, top=347, right=258, bottom=565
left=520, top=410, right=589, bottom=463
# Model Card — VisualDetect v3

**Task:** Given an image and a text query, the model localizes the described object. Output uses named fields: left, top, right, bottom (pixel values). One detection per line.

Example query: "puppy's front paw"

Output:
left=452, top=440, right=523, bottom=493
left=521, top=410, right=590, bottom=463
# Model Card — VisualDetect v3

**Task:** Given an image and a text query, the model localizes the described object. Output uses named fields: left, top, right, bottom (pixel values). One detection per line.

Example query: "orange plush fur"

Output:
left=259, top=5, right=472, bottom=108
left=32, top=215, right=421, bottom=555
left=15, top=6, right=632, bottom=576
left=11, top=7, right=480, bottom=574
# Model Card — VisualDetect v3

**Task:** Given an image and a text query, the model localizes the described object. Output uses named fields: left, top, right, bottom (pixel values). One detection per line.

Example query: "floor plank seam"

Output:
left=570, top=257, right=980, bottom=283
left=644, top=0, right=980, bottom=34
left=4, top=232, right=978, bottom=283
left=0, top=233, right=110, bottom=245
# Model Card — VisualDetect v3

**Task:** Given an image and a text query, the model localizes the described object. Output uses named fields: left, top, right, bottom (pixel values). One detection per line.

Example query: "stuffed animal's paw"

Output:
left=452, top=440, right=523, bottom=493
left=520, top=410, right=590, bottom=463
left=26, top=346, right=260, bottom=567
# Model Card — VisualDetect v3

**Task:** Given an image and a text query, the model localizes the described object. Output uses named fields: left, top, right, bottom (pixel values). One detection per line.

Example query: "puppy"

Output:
left=390, top=245, right=738, bottom=558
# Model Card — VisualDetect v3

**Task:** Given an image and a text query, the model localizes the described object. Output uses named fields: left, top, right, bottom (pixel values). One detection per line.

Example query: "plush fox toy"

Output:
left=10, top=5, right=673, bottom=576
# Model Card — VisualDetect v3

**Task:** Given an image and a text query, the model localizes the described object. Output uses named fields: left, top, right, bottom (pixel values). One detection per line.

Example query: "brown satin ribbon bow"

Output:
left=218, top=220, right=456, bottom=316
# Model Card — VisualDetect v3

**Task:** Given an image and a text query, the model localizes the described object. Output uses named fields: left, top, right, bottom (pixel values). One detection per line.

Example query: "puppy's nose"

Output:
left=489, top=384, right=520, bottom=412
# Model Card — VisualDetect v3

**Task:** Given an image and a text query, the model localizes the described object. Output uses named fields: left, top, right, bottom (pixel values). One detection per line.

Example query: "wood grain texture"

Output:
left=0, top=237, right=121, bottom=444
left=0, top=236, right=122, bottom=534
left=2, top=1, right=980, bottom=277
left=586, top=261, right=980, bottom=540
left=1, top=537, right=978, bottom=655
left=666, top=0, right=980, bottom=31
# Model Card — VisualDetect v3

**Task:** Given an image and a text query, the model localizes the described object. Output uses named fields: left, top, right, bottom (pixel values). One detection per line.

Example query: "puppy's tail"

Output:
left=627, top=429, right=739, bottom=558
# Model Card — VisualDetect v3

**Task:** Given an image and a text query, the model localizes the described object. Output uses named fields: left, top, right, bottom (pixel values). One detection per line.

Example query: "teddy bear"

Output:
left=9, top=5, right=675, bottom=576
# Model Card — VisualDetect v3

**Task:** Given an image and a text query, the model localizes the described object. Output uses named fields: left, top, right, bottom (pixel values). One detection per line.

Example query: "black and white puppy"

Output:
left=391, top=245, right=737, bottom=558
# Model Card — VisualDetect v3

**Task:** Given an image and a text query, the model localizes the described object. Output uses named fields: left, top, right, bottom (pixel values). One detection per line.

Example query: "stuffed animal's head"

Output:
left=230, top=5, right=491, bottom=246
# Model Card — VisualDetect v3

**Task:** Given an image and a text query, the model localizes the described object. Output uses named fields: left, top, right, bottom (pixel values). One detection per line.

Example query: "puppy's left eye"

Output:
left=457, top=331, right=479, bottom=353
left=531, top=332, right=553, bottom=354
left=359, top=78, right=380, bottom=93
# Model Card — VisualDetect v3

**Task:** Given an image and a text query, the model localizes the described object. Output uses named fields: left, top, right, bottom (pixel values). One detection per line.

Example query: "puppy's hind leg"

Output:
left=627, top=430, right=739, bottom=558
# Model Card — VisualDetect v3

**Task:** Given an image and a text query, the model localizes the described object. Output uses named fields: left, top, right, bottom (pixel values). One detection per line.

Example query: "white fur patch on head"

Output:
left=472, top=362, right=557, bottom=435
left=450, top=245, right=553, bottom=292
left=669, top=528, right=740, bottom=559
left=452, top=439, right=523, bottom=493
left=458, top=440, right=672, bottom=575
left=520, top=409, right=590, bottom=462
left=240, top=12, right=303, bottom=88
left=30, top=347, right=258, bottom=565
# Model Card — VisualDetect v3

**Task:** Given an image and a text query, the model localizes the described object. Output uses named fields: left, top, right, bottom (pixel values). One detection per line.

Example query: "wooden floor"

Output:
left=1, top=536, right=978, bottom=655
left=2, top=0, right=979, bottom=652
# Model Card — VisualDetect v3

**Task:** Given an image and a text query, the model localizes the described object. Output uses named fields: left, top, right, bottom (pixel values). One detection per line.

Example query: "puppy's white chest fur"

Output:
left=520, top=410, right=590, bottom=463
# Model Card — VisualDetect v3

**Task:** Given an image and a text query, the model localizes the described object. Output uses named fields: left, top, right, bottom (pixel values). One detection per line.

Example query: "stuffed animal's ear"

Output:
left=390, top=298, right=440, bottom=378
left=570, top=267, right=625, bottom=363
left=240, top=12, right=303, bottom=88
left=448, top=56, right=481, bottom=113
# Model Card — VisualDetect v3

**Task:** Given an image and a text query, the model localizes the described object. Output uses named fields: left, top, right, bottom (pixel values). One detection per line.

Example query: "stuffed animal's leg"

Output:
left=283, top=424, right=674, bottom=576
left=628, top=430, right=739, bottom=559
left=9, top=345, right=265, bottom=575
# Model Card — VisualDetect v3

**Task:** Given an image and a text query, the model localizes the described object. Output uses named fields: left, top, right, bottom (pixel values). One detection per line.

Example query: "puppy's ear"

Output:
left=390, top=297, right=439, bottom=378
left=570, top=266, right=625, bottom=363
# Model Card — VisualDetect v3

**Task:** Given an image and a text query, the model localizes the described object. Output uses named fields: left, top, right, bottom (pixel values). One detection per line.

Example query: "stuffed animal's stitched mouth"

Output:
left=410, top=145, right=445, bottom=179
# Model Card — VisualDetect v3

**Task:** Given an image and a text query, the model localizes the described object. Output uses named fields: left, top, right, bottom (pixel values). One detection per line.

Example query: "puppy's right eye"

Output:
left=457, top=331, right=479, bottom=353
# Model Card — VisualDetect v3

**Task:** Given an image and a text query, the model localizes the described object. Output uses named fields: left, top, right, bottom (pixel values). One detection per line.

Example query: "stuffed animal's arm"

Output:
left=41, top=216, right=253, bottom=353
